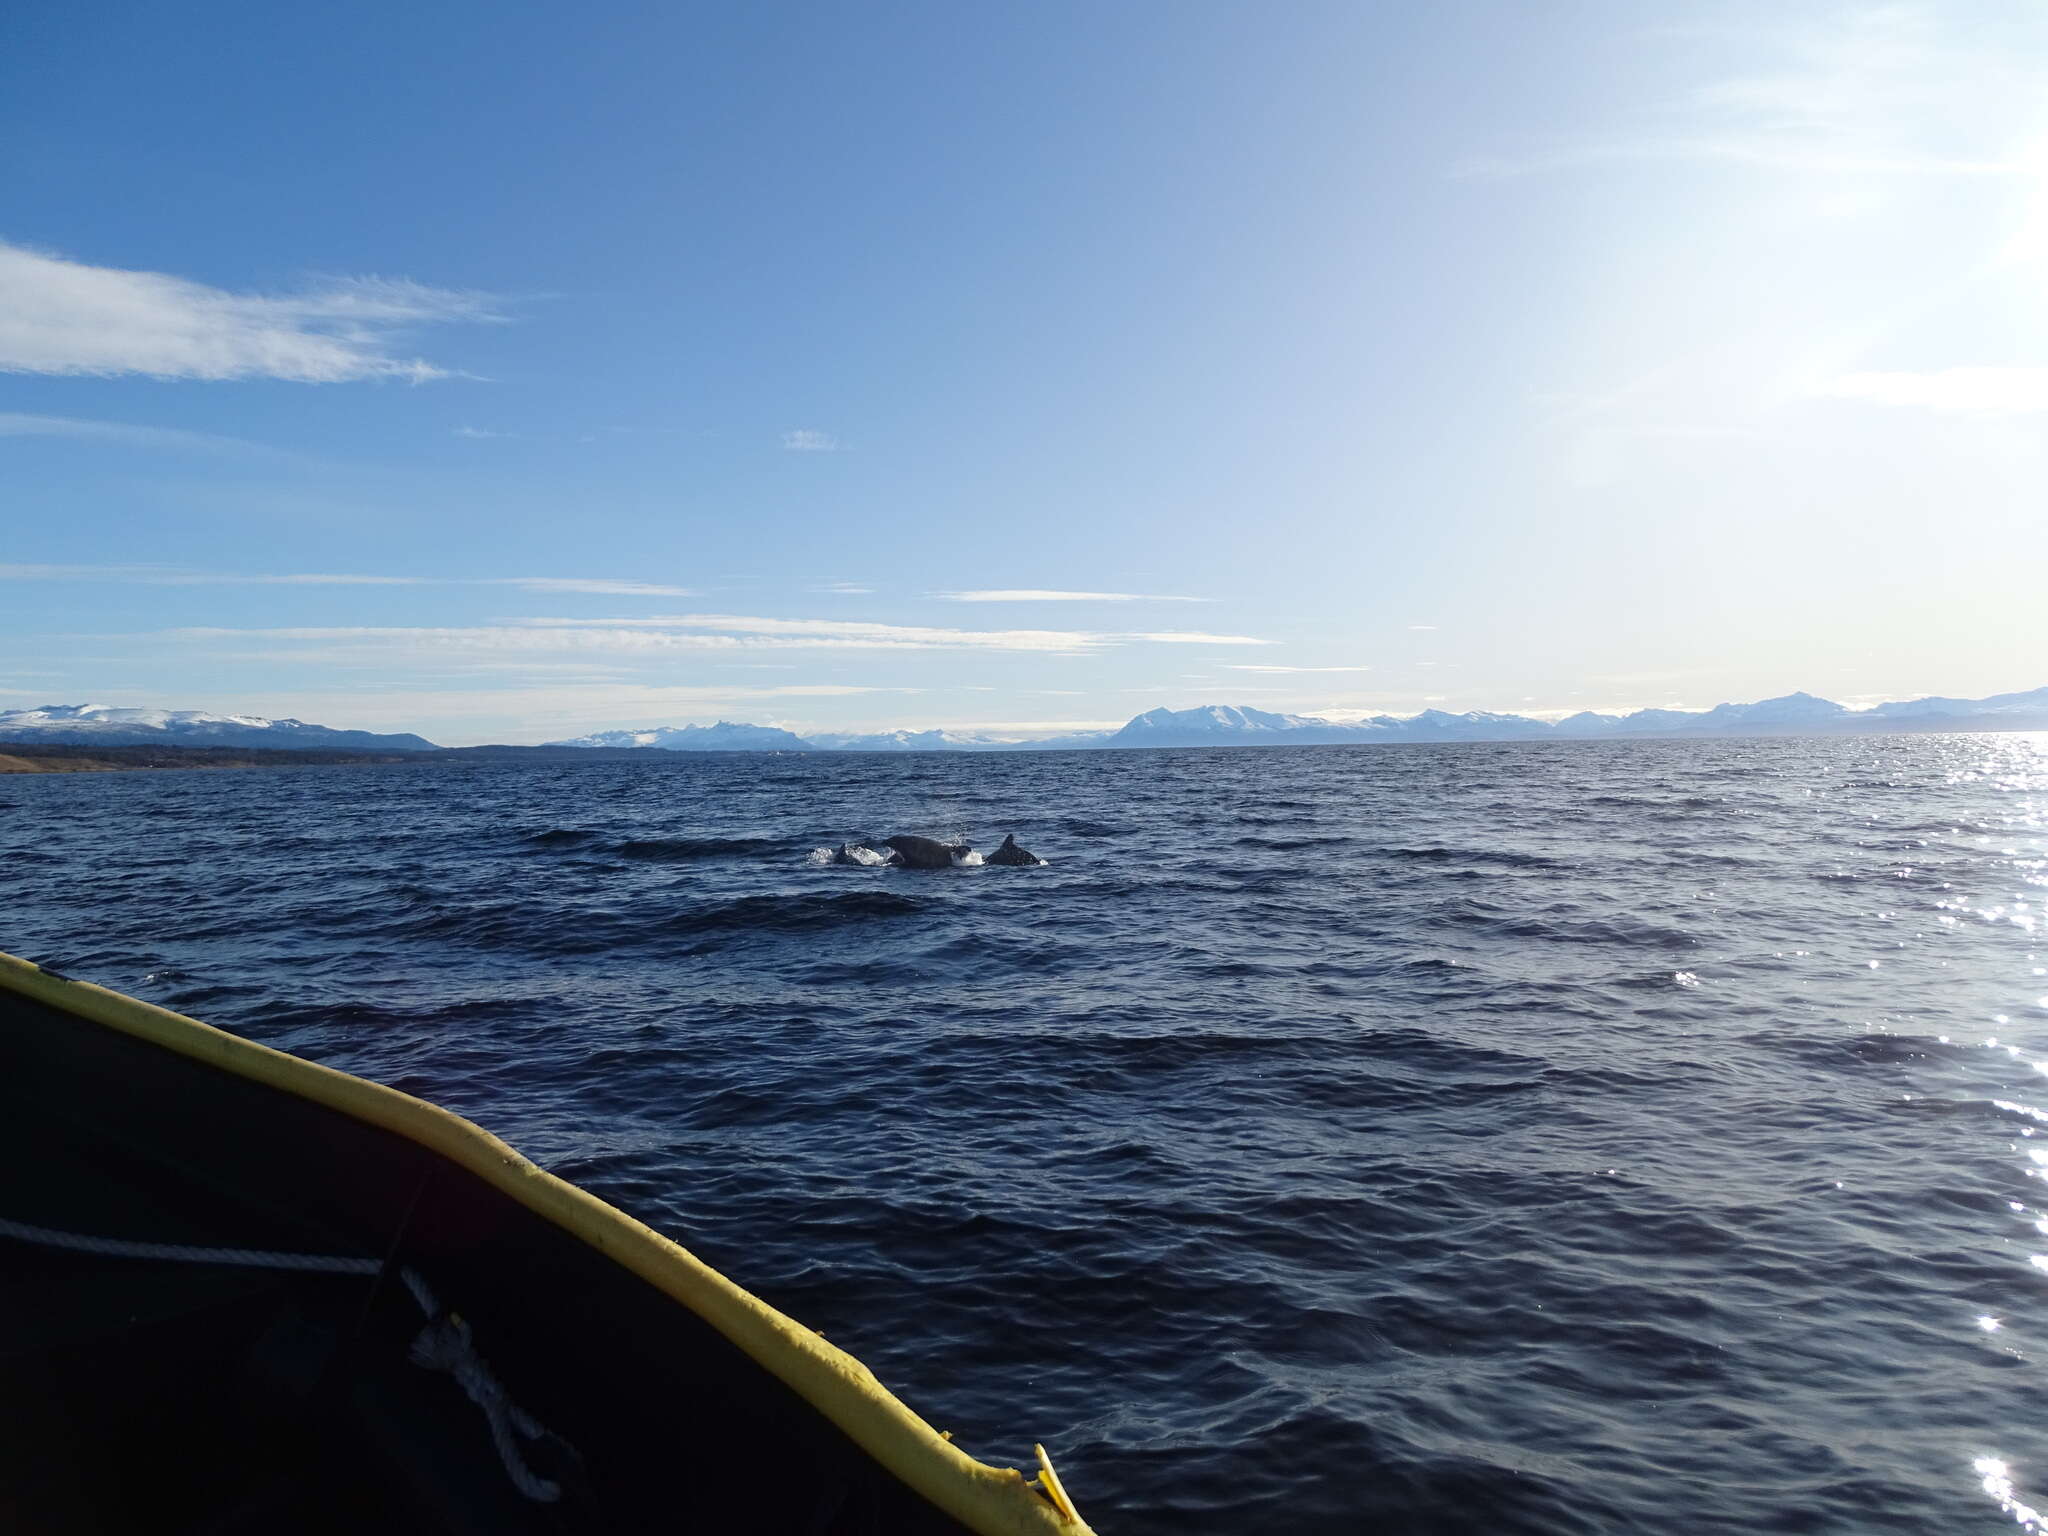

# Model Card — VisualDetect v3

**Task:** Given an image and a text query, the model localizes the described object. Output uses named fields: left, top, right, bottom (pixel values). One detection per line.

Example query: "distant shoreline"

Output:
left=5, top=721, right=2047, bottom=775
left=0, top=744, right=424, bottom=774
left=0, top=743, right=751, bottom=773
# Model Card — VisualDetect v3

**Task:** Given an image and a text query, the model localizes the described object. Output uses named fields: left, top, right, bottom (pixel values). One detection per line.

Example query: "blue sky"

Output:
left=3, top=1, right=2045, bottom=744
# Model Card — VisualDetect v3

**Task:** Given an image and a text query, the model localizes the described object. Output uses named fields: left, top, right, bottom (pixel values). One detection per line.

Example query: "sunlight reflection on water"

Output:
left=1964, top=737, right=2048, bottom=1531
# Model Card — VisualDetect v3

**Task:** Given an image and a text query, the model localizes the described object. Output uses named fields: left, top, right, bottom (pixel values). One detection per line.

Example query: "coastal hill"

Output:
left=3, top=686, right=2045, bottom=761
left=0, top=742, right=429, bottom=774
left=0, top=704, right=437, bottom=753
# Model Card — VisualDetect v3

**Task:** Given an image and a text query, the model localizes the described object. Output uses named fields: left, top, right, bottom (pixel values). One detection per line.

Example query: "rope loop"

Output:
left=409, top=1310, right=563, bottom=1502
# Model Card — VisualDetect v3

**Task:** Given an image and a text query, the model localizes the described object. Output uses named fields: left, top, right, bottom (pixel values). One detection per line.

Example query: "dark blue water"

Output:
left=5, top=734, right=2047, bottom=1533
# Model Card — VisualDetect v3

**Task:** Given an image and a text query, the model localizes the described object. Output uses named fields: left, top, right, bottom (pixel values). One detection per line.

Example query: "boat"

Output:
left=0, top=950, right=1093, bottom=1534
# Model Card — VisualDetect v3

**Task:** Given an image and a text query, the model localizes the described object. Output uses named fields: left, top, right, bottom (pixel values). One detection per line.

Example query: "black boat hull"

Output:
left=0, top=953, right=1088, bottom=1535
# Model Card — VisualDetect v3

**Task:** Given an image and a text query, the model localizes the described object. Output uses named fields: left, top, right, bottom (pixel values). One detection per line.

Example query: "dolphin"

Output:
left=831, top=842, right=893, bottom=867
left=883, top=834, right=969, bottom=870
left=984, top=834, right=1041, bottom=866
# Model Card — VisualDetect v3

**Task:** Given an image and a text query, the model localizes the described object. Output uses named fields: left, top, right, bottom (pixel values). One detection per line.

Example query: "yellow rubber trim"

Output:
left=0, top=952, right=1091, bottom=1536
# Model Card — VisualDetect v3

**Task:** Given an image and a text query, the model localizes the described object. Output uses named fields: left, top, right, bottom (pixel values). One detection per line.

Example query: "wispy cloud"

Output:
left=0, top=563, right=693, bottom=595
left=172, top=626, right=759, bottom=657
left=1819, top=367, right=2048, bottom=412
left=1, top=562, right=429, bottom=587
left=452, top=425, right=515, bottom=439
left=0, top=239, right=499, bottom=383
left=0, top=412, right=279, bottom=456
left=1223, top=664, right=1372, bottom=673
left=781, top=429, right=839, bottom=452
left=502, top=578, right=698, bottom=597
left=576, top=616, right=1275, bottom=650
left=1128, top=631, right=1275, bottom=646
left=810, top=582, right=874, bottom=595
left=1407, top=625, right=1438, bottom=631
left=508, top=614, right=1107, bottom=652
left=937, top=589, right=1207, bottom=603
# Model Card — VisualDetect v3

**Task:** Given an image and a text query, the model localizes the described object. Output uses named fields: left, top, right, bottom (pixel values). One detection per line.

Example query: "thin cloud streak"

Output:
left=937, top=589, right=1207, bottom=603
left=312, top=618, right=1102, bottom=654
left=515, top=615, right=1274, bottom=649
left=1128, top=631, right=1275, bottom=646
left=168, top=624, right=1098, bottom=656
left=1224, top=664, right=1373, bottom=673
left=0, top=413, right=281, bottom=456
left=1, top=562, right=429, bottom=587
left=512, top=614, right=1101, bottom=648
left=503, top=578, right=699, bottom=597
left=0, top=563, right=695, bottom=595
left=0, top=239, right=500, bottom=382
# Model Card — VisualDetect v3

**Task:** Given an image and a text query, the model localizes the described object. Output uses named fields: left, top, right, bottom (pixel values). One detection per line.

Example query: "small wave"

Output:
left=1059, top=819, right=1131, bottom=838
left=1762, top=1031, right=1943, bottom=1067
left=1386, top=846, right=1563, bottom=869
left=1581, top=794, right=1720, bottom=811
left=666, top=890, right=927, bottom=933
left=521, top=827, right=601, bottom=847
left=1428, top=897, right=1700, bottom=947
left=258, top=996, right=545, bottom=1032
left=614, top=835, right=783, bottom=860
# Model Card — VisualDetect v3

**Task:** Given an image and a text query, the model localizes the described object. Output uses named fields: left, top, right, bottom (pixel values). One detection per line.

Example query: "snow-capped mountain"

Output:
left=1684, top=691, right=1848, bottom=731
left=543, top=721, right=812, bottom=751
left=1107, top=705, right=1367, bottom=747
left=1392, top=708, right=1557, bottom=741
left=0, top=704, right=439, bottom=751
left=1864, top=685, right=2048, bottom=721
left=1100, top=690, right=2048, bottom=747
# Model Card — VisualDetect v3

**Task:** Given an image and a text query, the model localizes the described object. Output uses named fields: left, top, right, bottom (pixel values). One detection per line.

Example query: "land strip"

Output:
left=0, top=744, right=421, bottom=773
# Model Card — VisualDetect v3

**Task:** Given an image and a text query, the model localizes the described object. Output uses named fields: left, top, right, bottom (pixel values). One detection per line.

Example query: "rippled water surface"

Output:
left=6, top=734, right=2048, bottom=1533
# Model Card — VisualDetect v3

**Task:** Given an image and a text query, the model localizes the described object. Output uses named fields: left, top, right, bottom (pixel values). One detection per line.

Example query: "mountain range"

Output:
left=544, top=686, right=2048, bottom=749
left=3, top=686, right=2045, bottom=755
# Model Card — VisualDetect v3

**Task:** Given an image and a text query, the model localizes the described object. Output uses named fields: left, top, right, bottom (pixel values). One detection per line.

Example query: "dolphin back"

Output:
left=882, top=834, right=964, bottom=870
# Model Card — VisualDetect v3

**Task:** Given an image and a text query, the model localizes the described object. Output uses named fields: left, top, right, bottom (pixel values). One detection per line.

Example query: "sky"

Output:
left=3, top=1, right=2046, bottom=745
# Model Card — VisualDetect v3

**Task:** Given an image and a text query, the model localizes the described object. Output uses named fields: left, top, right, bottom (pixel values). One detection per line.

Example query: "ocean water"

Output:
left=4, top=733, right=2047, bottom=1534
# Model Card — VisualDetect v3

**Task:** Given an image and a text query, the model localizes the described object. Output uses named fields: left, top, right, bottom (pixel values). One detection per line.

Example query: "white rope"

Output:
left=409, top=1311, right=562, bottom=1502
left=0, top=1213, right=567, bottom=1503
left=0, top=1215, right=381, bottom=1275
